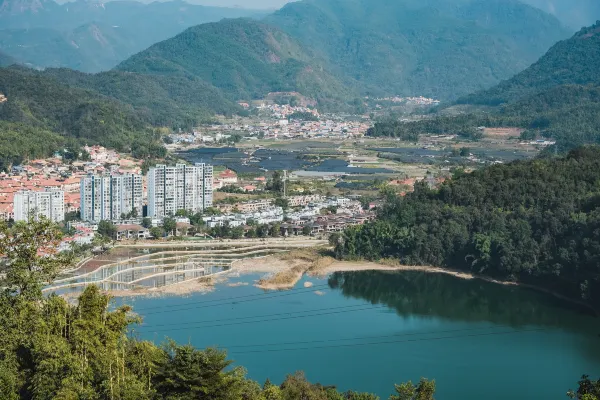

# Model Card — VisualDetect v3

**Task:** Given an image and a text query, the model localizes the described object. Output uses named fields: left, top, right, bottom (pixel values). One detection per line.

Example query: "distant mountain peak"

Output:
left=0, top=0, right=56, bottom=15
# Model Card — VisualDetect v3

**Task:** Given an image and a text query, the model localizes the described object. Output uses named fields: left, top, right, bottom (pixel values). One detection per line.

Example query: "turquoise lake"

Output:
left=123, top=270, right=600, bottom=399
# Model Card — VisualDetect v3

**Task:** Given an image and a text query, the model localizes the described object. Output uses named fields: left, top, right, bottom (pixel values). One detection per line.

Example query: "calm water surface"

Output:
left=123, top=271, right=600, bottom=400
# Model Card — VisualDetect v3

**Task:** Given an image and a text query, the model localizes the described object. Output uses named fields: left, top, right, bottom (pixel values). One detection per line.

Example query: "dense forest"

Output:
left=459, top=22, right=600, bottom=105
left=367, top=84, right=600, bottom=151
left=367, top=22, right=600, bottom=151
left=0, top=67, right=168, bottom=168
left=41, top=69, right=241, bottom=128
left=334, top=147, right=600, bottom=308
left=267, top=0, right=569, bottom=100
left=116, top=19, right=353, bottom=107
left=0, top=218, right=440, bottom=399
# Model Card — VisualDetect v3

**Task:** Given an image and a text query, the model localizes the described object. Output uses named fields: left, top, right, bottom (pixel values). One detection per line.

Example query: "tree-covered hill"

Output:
left=266, top=0, right=570, bottom=100
left=460, top=21, right=600, bottom=105
left=335, top=146, right=600, bottom=308
left=41, top=68, right=241, bottom=128
left=0, top=67, right=166, bottom=168
left=116, top=18, right=354, bottom=104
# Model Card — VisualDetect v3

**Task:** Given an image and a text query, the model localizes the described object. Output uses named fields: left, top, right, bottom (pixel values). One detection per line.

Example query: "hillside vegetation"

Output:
left=370, top=22, right=600, bottom=151
left=0, top=67, right=166, bottom=168
left=266, top=0, right=570, bottom=100
left=116, top=19, right=354, bottom=105
left=42, top=68, right=241, bottom=128
left=335, top=147, right=600, bottom=308
left=460, top=22, right=600, bottom=105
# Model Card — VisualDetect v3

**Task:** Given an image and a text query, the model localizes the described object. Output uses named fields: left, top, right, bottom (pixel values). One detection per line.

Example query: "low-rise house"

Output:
left=115, top=224, right=150, bottom=241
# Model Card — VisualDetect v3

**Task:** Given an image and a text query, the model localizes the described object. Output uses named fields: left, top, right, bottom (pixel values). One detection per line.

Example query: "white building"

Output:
left=147, top=163, right=213, bottom=218
left=80, top=174, right=143, bottom=222
left=14, top=190, right=65, bottom=223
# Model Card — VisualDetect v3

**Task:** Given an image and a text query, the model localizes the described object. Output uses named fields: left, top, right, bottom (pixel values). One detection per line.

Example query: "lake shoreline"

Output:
left=232, top=254, right=599, bottom=316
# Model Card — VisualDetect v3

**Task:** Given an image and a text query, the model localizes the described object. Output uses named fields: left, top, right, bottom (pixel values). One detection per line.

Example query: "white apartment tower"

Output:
left=80, top=174, right=143, bottom=222
left=14, top=190, right=65, bottom=223
left=147, top=163, right=213, bottom=218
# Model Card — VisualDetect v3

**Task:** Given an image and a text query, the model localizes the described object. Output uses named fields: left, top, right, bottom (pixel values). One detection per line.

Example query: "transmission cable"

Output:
left=136, top=304, right=388, bottom=333
left=138, top=303, right=381, bottom=329
left=227, top=328, right=548, bottom=355
left=137, top=284, right=332, bottom=316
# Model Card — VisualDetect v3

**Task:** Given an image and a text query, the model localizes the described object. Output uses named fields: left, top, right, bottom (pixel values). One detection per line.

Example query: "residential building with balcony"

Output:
left=147, top=163, right=213, bottom=218
left=14, top=189, right=65, bottom=222
left=80, top=174, right=143, bottom=222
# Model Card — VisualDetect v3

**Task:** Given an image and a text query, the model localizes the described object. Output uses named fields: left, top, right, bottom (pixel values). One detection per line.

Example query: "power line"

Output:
left=138, top=303, right=387, bottom=329
left=133, top=284, right=331, bottom=315
left=218, top=325, right=512, bottom=349
left=227, top=328, right=548, bottom=355
left=135, top=304, right=388, bottom=333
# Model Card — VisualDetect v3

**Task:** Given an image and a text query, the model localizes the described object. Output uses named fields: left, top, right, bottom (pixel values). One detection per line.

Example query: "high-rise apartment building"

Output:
left=80, top=174, right=143, bottom=222
left=14, top=190, right=65, bottom=222
left=147, top=163, right=213, bottom=218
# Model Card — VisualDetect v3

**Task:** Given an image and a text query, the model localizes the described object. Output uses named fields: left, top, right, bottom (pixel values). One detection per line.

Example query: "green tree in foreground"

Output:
left=0, top=217, right=72, bottom=300
left=569, top=375, right=600, bottom=400
left=390, top=378, right=436, bottom=400
left=0, top=219, right=588, bottom=400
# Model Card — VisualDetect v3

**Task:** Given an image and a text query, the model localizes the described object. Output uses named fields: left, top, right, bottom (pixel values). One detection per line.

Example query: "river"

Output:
left=123, top=270, right=600, bottom=399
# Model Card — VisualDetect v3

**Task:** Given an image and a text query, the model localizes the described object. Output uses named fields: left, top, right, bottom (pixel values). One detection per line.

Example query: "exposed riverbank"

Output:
left=232, top=251, right=598, bottom=315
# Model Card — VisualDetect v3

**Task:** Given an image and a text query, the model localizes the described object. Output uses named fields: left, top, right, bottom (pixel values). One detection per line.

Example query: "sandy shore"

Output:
left=231, top=253, right=597, bottom=314
left=231, top=254, right=496, bottom=289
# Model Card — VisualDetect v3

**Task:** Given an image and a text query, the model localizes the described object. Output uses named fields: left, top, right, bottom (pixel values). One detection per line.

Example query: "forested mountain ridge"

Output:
left=116, top=18, right=354, bottom=104
left=335, top=147, right=600, bottom=308
left=41, top=68, right=241, bottom=127
left=0, top=0, right=264, bottom=72
left=265, top=0, right=570, bottom=100
left=460, top=21, right=600, bottom=105
left=0, top=67, right=167, bottom=169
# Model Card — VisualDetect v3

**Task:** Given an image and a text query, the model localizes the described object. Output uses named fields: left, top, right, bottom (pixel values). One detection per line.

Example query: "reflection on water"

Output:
left=130, top=271, right=600, bottom=400
left=328, top=270, right=600, bottom=332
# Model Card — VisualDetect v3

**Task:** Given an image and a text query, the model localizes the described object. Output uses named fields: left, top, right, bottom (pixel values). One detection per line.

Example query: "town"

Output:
left=0, top=144, right=375, bottom=251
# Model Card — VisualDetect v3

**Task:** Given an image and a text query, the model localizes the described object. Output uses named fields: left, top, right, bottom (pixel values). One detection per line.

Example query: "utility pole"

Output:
left=283, top=170, right=288, bottom=198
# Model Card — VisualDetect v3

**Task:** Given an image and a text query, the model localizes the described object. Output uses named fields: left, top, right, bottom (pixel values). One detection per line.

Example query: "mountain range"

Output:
left=0, top=0, right=264, bottom=72
left=109, top=0, right=572, bottom=103
left=265, top=0, right=570, bottom=99
left=115, top=19, right=353, bottom=106
left=2, top=0, right=600, bottom=169
left=459, top=21, right=600, bottom=106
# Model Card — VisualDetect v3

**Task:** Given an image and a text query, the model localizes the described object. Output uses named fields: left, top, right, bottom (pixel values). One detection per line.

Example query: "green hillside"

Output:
left=266, top=0, right=570, bottom=100
left=42, top=68, right=241, bottom=127
left=460, top=22, right=600, bottom=105
left=0, top=67, right=165, bottom=168
left=116, top=18, right=353, bottom=104
left=336, top=146, right=600, bottom=308
left=369, top=21, right=600, bottom=152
